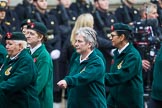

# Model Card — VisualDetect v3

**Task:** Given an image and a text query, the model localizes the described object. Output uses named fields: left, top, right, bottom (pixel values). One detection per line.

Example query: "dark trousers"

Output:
left=148, top=98, right=162, bottom=108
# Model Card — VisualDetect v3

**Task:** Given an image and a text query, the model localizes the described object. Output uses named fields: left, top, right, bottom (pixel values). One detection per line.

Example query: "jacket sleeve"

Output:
left=64, top=59, right=105, bottom=87
left=105, top=53, right=142, bottom=86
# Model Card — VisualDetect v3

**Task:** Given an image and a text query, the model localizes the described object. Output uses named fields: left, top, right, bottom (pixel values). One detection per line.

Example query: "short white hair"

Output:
left=76, top=27, right=97, bottom=49
left=13, top=40, right=28, bottom=49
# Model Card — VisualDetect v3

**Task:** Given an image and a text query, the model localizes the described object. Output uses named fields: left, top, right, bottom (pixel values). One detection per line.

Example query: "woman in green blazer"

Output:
left=57, top=27, right=107, bottom=108
left=105, top=23, right=144, bottom=108
left=26, top=22, right=53, bottom=108
left=0, top=32, right=40, bottom=108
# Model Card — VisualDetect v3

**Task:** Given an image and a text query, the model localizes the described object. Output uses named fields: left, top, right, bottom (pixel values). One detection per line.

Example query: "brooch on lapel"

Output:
left=117, top=61, right=123, bottom=69
left=5, top=66, right=12, bottom=76
left=80, top=67, right=86, bottom=73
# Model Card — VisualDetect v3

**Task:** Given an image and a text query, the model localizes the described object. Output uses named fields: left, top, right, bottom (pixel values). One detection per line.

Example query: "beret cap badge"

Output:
left=6, top=32, right=12, bottom=38
left=111, top=25, right=114, bottom=31
left=29, top=23, right=35, bottom=28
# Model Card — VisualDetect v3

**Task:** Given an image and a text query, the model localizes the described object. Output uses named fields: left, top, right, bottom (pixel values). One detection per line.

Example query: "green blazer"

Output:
left=0, top=49, right=40, bottom=108
left=31, top=44, right=53, bottom=108
left=151, top=43, right=162, bottom=101
left=0, top=44, right=7, bottom=66
left=64, top=50, right=107, bottom=108
left=105, top=43, right=144, bottom=108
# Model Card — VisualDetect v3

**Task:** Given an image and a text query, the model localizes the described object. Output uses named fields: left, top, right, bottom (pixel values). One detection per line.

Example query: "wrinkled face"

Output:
left=6, top=40, right=21, bottom=57
left=58, top=0, right=71, bottom=8
left=36, top=0, right=48, bottom=10
left=0, top=10, right=6, bottom=20
left=74, top=35, right=91, bottom=55
left=95, top=0, right=109, bottom=11
left=25, top=29, right=42, bottom=48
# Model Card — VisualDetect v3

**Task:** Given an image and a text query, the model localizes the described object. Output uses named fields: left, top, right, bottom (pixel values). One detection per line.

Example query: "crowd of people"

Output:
left=0, top=0, right=162, bottom=108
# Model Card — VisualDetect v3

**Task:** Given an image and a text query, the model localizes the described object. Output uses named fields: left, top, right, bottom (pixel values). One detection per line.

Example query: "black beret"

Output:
left=111, top=23, right=133, bottom=32
left=21, top=19, right=36, bottom=28
left=0, top=0, right=7, bottom=11
left=27, top=22, right=47, bottom=36
left=5, top=32, right=27, bottom=41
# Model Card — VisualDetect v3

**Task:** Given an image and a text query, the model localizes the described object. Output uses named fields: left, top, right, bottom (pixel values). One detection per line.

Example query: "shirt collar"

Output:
left=10, top=49, right=23, bottom=60
left=118, top=43, right=129, bottom=54
left=30, top=43, right=42, bottom=54
left=80, top=50, right=93, bottom=63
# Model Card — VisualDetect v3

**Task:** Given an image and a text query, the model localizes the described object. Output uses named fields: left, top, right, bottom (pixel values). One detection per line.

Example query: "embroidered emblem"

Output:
left=5, top=67, right=12, bottom=76
left=80, top=67, right=86, bottom=73
left=117, top=61, right=123, bottom=69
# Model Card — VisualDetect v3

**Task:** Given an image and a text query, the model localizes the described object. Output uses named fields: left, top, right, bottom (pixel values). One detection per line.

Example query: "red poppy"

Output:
left=6, top=32, right=12, bottom=38
left=111, top=25, right=114, bottom=31
left=33, top=58, right=37, bottom=62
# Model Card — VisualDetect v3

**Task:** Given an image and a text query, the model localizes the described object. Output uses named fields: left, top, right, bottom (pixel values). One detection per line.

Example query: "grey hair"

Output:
left=13, top=40, right=28, bottom=49
left=76, top=27, right=97, bottom=49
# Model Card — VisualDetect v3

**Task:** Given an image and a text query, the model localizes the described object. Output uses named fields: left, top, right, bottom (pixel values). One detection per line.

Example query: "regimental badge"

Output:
left=80, top=67, right=86, bottom=73
left=134, top=10, right=137, bottom=14
left=117, top=61, right=123, bottom=69
left=5, top=67, right=12, bottom=76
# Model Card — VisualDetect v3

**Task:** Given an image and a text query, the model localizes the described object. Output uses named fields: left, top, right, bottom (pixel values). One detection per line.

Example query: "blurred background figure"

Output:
left=0, top=0, right=20, bottom=45
left=93, top=0, right=117, bottom=75
left=115, top=0, right=140, bottom=24
left=0, top=27, right=7, bottom=67
left=70, top=0, right=94, bottom=16
left=151, top=0, right=162, bottom=27
left=49, top=0, right=77, bottom=50
left=14, top=0, right=35, bottom=22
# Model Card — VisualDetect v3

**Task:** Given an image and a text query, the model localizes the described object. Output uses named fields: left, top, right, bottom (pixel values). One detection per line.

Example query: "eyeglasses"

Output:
left=107, top=34, right=118, bottom=39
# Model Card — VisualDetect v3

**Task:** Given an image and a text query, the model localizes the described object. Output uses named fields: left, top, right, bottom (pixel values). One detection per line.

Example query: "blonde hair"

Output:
left=70, top=13, right=94, bottom=46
